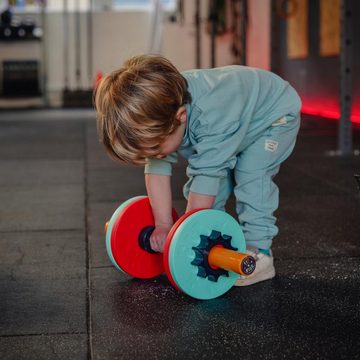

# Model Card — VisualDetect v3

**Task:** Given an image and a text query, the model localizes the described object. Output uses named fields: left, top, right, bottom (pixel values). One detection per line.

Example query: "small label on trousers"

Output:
left=265, top=139, right=279, bottom=152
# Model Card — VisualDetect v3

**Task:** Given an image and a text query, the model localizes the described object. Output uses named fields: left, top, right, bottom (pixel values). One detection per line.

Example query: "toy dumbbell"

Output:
left=105, top=196, right=256, bottom=300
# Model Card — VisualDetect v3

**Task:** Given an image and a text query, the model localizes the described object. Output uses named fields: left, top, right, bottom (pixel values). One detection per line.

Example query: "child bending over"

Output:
left=95, top=54, right=301, bottom=286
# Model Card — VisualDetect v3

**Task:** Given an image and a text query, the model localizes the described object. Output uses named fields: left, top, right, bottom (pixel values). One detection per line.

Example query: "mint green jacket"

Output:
left=144, top=66, right=302, bottom=196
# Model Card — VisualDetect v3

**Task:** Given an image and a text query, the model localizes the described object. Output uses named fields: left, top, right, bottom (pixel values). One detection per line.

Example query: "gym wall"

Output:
left=1, top=1, right=237, bottom=107
left=271, top=0, right=360, bottom=123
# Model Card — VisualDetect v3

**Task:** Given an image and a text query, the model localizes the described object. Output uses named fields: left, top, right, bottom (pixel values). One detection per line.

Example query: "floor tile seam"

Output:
left=0, top=115, right=95, bottom=123
left=84, top=124, right=94, bottom=360
left=0, top=118, right=95, bottom=123
left=90, top=265, right=114, bottom=270
left=286, top=163, right=358, bottom=196
left=0, top=182, right=84, bottom=189
left=0, top=137, right=85, bottom=144
left=0, top=228, right=84, bottom=235
left=0, top=159, right=84, bottom=163
left=0, top=331, right=88, bottom=338
left=0, top=157, right=84, bottom=162
left=0, top=274, right=88, bottom=282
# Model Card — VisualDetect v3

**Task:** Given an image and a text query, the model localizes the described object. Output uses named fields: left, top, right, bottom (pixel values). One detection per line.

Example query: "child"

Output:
left=95, top=54, right=301, bottom=286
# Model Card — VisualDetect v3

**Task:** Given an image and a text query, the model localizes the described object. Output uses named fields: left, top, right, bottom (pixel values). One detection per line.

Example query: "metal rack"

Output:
left=0, top=0, right=47, bottom=107
left=338, top=0, right=353, bottom=156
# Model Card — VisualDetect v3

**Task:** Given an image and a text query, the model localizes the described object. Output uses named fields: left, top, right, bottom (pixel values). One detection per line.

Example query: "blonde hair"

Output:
left=94, top=54, right=191, bottom=165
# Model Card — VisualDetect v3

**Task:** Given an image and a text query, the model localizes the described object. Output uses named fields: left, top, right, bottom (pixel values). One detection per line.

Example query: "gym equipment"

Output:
left=105, top=196, right=179, bottom=278
left=105, top=196, right=256, bottom=300
left=2, top=60, right=40, bottom=97
left=62, top=0, right=93, bottom=107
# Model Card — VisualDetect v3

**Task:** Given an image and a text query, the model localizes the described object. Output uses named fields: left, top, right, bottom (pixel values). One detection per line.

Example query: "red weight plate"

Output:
left=163, top=209, right=205, bottom=291
left=111, top=197, right=178, bottom=279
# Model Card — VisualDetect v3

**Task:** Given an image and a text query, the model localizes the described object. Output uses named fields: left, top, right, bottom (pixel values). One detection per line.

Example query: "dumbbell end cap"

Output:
left=241, top=256, right=256, bottom=275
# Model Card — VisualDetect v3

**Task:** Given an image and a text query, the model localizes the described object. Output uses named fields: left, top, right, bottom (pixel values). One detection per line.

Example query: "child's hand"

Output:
left=150, top=223, right=173, bottom=253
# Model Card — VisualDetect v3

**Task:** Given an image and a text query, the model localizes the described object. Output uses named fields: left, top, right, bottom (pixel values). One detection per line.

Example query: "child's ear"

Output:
left=176, top=106, right=187, bottom=123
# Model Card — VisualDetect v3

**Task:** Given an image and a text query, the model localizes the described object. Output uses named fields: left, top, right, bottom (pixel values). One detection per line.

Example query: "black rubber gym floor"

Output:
left=0, top=110, right=359, bottom=359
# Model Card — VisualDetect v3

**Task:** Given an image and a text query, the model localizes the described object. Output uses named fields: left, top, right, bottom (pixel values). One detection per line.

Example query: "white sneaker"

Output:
left=235, top=246, right=275, bottom=286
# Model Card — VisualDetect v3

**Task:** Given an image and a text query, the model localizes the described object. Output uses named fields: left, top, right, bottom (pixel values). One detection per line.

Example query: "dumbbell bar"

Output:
left=105, top=196, right=255, bottom=300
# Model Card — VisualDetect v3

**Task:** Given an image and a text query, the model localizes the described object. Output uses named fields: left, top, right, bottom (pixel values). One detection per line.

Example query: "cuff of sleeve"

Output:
left=189, top=175, right=221, bottom=196
left=144, top=159, right=172, bottom=176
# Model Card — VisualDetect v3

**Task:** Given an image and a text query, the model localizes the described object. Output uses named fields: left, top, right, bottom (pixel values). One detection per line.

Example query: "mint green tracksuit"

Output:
left=145, top=66, right=302, bottom=250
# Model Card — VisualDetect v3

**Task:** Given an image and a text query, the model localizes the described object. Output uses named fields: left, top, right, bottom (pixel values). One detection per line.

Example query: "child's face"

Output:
left=156, top=107, right=187, bottom=159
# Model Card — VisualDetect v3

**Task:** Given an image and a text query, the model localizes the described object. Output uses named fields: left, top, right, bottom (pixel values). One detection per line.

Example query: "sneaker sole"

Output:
left=234, top=268, right=276, bottom=287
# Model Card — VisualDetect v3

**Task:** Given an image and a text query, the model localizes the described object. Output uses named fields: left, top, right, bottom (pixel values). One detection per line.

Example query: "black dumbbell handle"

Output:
left=138, top=226, right=158, bottom=253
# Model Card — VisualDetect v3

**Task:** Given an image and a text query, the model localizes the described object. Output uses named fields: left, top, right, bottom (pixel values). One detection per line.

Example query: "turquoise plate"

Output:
left=168, top=210, right=246, bottom=300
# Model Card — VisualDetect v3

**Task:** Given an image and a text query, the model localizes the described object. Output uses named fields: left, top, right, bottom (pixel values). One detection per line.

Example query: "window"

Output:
left=113, top=0, right=177, bottom=12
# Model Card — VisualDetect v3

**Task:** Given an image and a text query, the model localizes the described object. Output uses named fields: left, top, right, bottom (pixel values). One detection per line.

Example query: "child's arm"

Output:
left=186, top=191, right=216, bottom=212
left=145, top=173, right=174, bottom=252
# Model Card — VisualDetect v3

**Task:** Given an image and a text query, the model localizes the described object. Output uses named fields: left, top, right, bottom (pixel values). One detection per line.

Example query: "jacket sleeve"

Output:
left=187, top=120, right=240, bottom=196
left=144, top=152, right=178, bottom=176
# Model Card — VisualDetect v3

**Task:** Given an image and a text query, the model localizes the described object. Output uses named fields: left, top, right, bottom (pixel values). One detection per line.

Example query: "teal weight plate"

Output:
left=105, top=196, right=146, bottom=273
left=168, top=210, right=246, bottom=300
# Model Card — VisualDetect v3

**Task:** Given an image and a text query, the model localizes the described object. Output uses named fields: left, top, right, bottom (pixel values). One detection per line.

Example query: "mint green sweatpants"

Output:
left=183, top=114, right=301, bottom=250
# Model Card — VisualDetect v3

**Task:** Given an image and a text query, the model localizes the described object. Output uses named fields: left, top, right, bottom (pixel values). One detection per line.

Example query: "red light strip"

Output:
left=300, top=104, right=360, bottom=124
